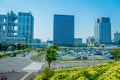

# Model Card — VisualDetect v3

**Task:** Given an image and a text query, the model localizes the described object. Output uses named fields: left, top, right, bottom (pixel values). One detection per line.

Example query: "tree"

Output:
left=52, top=45, right=59, bottom=50
left=45, top=48, right=56, bottom=68
left=112, top=48, right=120, bottom=61
left=21, top=44, right=26, bottom=50
left=1, top=44, right=8, bottom=54
left=0, top=44, right=2, bottom=51
left=16, top=43, right=21, bottom=50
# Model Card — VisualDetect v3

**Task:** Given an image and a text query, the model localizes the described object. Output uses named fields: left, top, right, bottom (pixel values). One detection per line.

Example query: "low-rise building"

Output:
left=86, top=36, right=95, bottom=46
left=5, top=37, right=25, bottom=44
left=74, top=38, right=82, bottom=46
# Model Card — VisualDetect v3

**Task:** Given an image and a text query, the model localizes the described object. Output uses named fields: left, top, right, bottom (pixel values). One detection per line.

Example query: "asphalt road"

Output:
left=0, top=72, right=28, bottom=80
left=0, top=57, right=33, bottom=73
left=0, top=52, right=45, bottom=80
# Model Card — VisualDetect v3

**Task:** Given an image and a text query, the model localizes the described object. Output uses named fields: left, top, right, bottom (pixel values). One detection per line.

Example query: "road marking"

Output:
left=20, top=72, right=32, bottom=80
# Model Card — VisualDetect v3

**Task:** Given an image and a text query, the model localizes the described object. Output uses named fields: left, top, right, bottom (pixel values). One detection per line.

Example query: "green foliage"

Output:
left=34, top=62, right=120, bottom=80
left=45, top=48, right=56, bottom=67
left=112, top=48, right=120, bottom=61
left=31, top=52, right=44, bottom=60
left=42, top=67, right=54, bottom=80
left=0, top=48, right=37, bottom=59
left=35, top=67, right=54, bottom=80
left=52, top=45, right=59, bottom=50
left=1, top=44, right=8, bottom=53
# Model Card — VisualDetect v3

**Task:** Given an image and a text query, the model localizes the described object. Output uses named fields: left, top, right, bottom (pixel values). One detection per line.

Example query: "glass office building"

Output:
left=94, top=17, right=111, bottom=44
left=18, top=12, right=34, bottom=43
left=53, top=14, right=74, bottom=46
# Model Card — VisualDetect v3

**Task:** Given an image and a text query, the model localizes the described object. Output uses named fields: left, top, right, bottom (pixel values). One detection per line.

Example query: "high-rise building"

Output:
left=0, top=11, right=17, bottom=43
left=94, top=17, right=111, bottom=44
left=0, top=11, right=34, bottom=44
left=114, top=31, right=120, bottom=45
left=18, top=12, right=34, bottom=43
left=53, top=14, right=74, bottom=46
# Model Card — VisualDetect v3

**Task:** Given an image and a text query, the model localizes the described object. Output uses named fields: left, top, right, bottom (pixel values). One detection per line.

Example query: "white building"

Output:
left=0, top=11, right=34, bottom=44
left=94, top=17, right=111, bottom=44
left=114, top=31, right=120, bottom=45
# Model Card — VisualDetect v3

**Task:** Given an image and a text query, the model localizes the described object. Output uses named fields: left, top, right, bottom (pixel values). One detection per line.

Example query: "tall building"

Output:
left=0, top=11, right=34, bottom=44
left=53, top=14, right=74, bottom=46
left=94, top=17, right=111, bottom=44
left=0, top=11, right=17, bottom=43
left=18, top=12, right=34, bottom=43
left=114, top=31, right=120, bottom=45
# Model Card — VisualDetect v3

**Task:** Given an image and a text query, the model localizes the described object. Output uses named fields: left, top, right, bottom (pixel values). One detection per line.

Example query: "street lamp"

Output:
left=94, top=52, right=95, bottom=69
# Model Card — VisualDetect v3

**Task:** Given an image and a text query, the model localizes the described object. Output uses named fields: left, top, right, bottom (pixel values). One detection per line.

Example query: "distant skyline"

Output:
left=0, top=0, right=120, bottom=42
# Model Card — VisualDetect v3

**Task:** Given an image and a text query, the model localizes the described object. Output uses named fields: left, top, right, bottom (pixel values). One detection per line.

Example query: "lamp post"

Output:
left=94, top=52, right=95, bottom=69
left=41, top=61, right=43, bottom=71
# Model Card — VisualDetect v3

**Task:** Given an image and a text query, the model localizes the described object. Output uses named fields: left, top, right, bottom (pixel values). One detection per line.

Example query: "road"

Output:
left=0, top=51, right=46, bottom=80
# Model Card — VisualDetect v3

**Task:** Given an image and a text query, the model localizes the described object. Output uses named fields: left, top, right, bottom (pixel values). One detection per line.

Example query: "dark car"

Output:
left=81, top=56, right=88, bottom=60
left=75, top=56, right=81, bottom=60
left=22, top=54, right=25, bottom=57
left=21, top=53, right=26, bottom=57
left=109, top=55, right=114, bottom=59
left=10, top=53, right=16, bottom=57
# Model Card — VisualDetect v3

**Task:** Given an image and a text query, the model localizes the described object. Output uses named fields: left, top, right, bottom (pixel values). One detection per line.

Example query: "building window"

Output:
left=14, top=26, right=17, bottom=30
left=23, top=18, right=25, bottom=22
left=3, top=18, right=6, bottom=23
left=19, top=18, right=21, bottom=22
left=27, top=18, right=29, bottom=23
left=3, top=26, right=6, bottom=30
left=22, top=33, right=25, bottom=35
left=26, top=25, right=29, bottom=30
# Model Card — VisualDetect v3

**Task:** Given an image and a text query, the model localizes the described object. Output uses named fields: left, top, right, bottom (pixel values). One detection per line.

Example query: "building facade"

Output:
left=86, top=36, right=95, bottom=46
left=114, top=31, right=120, bottom=45
left=74, top=38, right=82, bottom=46
left=0, top=11, right=34, bottom=44
left=17, top=12, right=34, bottom=43
left=94, top=17, right=111, bottom=44
left=33, top=38, right=41, bottom=43
left=5, top=37, right=25, bottom=44
left=53, top=14, right=74, bottom=46
left=0, top=11, right=17, bottom=43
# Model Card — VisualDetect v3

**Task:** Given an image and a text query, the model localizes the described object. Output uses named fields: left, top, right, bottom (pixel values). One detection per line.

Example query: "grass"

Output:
left=0, top=48, right=39, bottom=59
left=31, top=52, right=44, bottom=60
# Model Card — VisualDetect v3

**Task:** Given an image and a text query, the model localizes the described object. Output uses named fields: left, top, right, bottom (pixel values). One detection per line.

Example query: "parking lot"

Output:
left=56, top=47, right=114, bottom=61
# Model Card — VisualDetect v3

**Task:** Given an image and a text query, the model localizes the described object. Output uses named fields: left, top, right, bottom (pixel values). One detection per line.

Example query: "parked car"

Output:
left=10, top=53, right=16, bottom=57
left=21, top=53, right=25, bottom=57
left=81, top=56, right=88, bottom=60
left=74, top=56, right=81, bottom=60
left=109, top=54, right=114, bottom=59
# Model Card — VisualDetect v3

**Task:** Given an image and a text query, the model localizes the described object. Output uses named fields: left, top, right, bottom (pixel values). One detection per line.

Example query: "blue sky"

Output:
left=0, top=0, right=120, bottom=42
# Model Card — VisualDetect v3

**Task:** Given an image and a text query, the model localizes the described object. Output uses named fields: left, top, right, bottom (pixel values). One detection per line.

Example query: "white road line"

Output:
left=20, top=72, right=32, bottom=80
